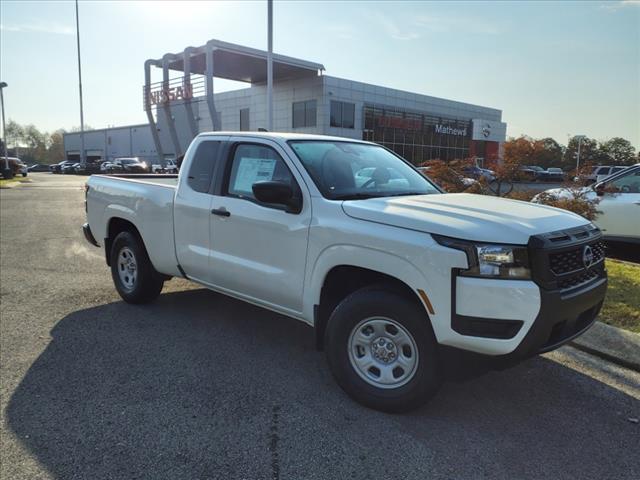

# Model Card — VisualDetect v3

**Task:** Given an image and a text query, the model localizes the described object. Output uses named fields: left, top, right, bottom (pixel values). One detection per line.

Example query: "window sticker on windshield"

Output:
left=233, top=157, right=277, bottom=194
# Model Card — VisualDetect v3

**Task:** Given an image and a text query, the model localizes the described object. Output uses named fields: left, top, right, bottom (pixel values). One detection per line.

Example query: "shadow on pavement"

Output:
left=6, top=288, right=639, bottom=479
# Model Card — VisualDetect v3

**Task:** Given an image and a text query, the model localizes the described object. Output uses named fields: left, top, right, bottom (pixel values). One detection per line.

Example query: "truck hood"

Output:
left=342, top=193, right=588, bottom=244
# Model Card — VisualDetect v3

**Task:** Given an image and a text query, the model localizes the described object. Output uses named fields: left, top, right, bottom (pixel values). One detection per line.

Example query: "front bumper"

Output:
left=506, top=276, right=606, bottom=359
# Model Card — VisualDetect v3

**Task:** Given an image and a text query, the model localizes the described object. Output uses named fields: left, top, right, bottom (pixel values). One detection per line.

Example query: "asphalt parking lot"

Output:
left=1, top=173, right=639, bottom=480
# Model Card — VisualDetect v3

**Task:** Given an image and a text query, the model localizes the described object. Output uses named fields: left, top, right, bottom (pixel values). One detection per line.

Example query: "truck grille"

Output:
left=557, top=264, right=604, bottom=290
left=529, top=226, right=607, bottom=292
left=549, top=241, right=606, bottom=275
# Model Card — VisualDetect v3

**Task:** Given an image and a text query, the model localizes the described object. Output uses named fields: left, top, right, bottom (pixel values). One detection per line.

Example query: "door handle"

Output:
left=211, top=208, right=231, bottom=217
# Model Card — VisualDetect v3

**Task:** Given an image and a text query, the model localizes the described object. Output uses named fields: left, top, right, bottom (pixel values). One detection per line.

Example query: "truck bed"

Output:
left=86, top=174, right=181, bottom=277
left=99, top=174, right=179, bottom=187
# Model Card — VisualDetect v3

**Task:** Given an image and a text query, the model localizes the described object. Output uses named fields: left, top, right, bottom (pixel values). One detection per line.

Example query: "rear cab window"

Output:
left=187, top=140, right=222, bottom=193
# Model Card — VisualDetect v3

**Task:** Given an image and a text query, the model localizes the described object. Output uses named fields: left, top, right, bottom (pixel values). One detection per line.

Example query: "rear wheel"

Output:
left=325, top=286, right=441, bottom=413
left=110, top=231, right=164, bottom=303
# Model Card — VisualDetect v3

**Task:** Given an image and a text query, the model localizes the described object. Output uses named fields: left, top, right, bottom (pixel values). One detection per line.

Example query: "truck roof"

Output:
left=197, top=131, right=374, bottom=144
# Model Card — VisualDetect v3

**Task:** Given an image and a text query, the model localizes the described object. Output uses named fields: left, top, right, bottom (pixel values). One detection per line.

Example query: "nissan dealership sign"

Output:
left=471, top=119, right=507, bottom=142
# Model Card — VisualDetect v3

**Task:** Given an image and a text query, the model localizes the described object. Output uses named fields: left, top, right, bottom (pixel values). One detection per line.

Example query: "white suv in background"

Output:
left=536, top=164, right=640, bottom=244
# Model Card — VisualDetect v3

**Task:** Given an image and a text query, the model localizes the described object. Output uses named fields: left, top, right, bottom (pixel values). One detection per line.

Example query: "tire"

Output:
left=325, top=286, right=441, bottom=413
left=22, top=172, right=27, bottom=177
left=110, top=231, right=164, bottom=304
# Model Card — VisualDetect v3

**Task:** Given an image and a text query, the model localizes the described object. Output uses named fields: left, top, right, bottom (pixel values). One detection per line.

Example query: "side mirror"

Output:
left=594, top=183, right=606, bottom=197
left=252, top=181, right=302, bottom=213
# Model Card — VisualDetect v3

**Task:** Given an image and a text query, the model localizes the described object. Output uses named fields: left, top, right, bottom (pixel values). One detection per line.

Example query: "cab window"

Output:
left=187, top=141, right=221, bottom=193
left=226, top=144, right=297, bottom=203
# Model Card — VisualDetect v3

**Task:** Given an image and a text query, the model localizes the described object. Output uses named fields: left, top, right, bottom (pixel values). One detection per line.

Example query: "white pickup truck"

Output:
left=83, top=132, right=607, bottom=412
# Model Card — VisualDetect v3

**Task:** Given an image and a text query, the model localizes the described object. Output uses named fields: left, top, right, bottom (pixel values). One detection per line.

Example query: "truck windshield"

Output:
left=288, top=141, right=440, bottom=200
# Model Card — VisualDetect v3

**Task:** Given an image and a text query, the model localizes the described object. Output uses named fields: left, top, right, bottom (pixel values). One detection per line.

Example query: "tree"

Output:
left=597, top=137, right=636, bottom=166
left=563, top=136, right=598, bottom=170
left=533, top=137, right=563, bottom=169
left=5, top=120, right=24, bottom=150
left=503, top=136, right=563, bottom=169
left=47, top=129, right=66, bottom=164
left=21, top=124, right=48, bottom=163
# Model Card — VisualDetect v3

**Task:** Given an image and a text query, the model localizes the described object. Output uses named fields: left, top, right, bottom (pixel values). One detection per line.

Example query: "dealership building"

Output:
left=64, top=39, right=507, bottom=166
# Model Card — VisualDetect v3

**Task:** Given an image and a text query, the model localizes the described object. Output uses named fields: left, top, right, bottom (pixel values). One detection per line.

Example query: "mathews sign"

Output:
left=434, top=124, right=468, bottom=136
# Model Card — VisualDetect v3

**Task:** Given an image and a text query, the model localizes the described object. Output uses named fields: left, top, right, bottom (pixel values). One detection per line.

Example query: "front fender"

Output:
left=304, top=244, right=435, bottom=321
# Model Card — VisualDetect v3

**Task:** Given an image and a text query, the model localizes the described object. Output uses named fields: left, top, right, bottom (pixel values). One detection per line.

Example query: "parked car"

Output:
left=83, top=132, right=607, bottom=413
left=533, top=164, right=640, bottom=245
left=578, top=165, right=628, bottom=184
left=1, top=157, right=28, bottom=177
left=519, top=165, right=545, bottom=181
left=50, top=160, right=77, bottom=174
left=417, top=166, right=478, bottom=188
left=28, top=163, right=51, bottom=172
left=106, top=157, right=150, bottom=174
left=62, top=162, right=80, bottom=174
left=462, top=165, right=496, bottom=182
left=151, top=159, right=179, bottom=174
left=73, top=162, right=104, bottom=175
left=539, top=167, right=565, bottom=182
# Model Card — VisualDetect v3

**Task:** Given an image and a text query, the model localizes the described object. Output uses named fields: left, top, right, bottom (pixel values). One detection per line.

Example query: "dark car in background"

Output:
left=519, top=165, right=545, bottom=181
left=73, top=162, right=104, bottom=175
left=28, top=163, right=51, bottom=172
left=61, top=162, right=80, bottom=174
left=106, top=157, right=150, bottom=174
left=539, top=167, right=565, bottom=182
left=50, top=160, right=77, bottom=174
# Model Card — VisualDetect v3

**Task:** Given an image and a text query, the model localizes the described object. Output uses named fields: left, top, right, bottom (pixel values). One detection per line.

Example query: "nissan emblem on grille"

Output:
left=582, top=245, right=594, bottom=269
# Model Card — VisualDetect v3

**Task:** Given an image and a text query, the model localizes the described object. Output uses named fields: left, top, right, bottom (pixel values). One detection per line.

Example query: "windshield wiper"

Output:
left=331, top=193, right=382, bottom=200
left=383, top=192, right=429, bottom=197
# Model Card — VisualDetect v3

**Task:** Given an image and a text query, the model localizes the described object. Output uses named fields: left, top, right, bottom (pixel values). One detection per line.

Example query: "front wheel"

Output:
left=325, top=287, right=441, bottom=413
left=110, top=231, right=164, bottom=304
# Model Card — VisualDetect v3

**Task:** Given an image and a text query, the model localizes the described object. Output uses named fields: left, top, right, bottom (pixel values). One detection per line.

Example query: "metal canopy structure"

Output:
left=163, top=40, right=324, bottom=84
left=143, top=39, right=324, bottom=162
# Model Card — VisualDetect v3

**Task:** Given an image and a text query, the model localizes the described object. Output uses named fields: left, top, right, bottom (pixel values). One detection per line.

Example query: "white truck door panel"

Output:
left=208, top=141, right=311, bottom=313
left=174, top=140, right=224, bottom=283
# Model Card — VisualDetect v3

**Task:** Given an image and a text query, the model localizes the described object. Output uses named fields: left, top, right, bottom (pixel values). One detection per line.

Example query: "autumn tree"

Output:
left=503, top=135, right=563, bottom=169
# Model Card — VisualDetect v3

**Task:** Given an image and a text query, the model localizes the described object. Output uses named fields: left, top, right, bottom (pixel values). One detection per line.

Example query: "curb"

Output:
left=570, top=321, right=640, bottom=372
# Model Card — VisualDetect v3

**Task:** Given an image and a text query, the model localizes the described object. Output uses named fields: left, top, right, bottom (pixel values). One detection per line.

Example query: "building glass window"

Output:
left=293, top=100, right=317, bottom=128
left=330, top=101, right=355, bottom=128
left=240, top=108, right=250, bottom=131
left=362, top=104, right=472, bottom=165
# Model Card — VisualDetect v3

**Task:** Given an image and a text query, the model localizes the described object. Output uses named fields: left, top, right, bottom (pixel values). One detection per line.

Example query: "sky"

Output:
left=1, top=0, right=639, bottom=148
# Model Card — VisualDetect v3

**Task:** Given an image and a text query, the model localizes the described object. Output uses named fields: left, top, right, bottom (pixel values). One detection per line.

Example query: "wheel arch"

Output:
left=313, top=262, right=432, bottom=352
left=104, top=217, right=143, bottom=267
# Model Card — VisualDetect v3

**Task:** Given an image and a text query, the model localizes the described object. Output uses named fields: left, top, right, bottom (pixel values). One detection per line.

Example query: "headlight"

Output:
left=434, top=235, right=531, bottom=280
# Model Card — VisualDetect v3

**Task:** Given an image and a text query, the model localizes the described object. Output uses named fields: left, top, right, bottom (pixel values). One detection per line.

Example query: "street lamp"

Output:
left=573, top=134, right=586, bottom=172
left=0, top=81, right=12, bottom=179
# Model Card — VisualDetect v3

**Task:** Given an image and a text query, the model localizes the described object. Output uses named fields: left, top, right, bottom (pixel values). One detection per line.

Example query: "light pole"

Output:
left=75, top=0, right=86, bottom=165
left=267, top=0, right=273, bottom=131
left=574, top=134, right=586, bottom=172
left=0, top=81, right=11, bottom=179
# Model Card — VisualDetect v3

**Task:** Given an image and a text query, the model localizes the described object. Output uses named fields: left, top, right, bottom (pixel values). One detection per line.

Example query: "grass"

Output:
left=0, top=176, right=32, bottom=188
left=600, top=259, right=640, bottom=333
